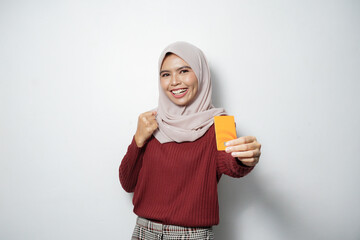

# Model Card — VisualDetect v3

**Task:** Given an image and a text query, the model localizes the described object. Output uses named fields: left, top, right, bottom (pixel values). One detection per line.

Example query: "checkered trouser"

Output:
left=131, top=217, right=215, bottom=240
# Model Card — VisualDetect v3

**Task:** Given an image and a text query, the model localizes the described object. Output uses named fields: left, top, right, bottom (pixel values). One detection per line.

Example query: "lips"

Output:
left=170, top=88, right=188, bottom=98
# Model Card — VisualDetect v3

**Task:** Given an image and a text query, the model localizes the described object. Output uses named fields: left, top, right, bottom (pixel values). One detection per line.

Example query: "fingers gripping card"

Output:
left=214, top=116, right=237, bottom=151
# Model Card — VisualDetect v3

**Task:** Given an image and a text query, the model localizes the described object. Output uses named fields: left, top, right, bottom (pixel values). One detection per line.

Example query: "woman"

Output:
left=119, top=41, right=261, bottom=240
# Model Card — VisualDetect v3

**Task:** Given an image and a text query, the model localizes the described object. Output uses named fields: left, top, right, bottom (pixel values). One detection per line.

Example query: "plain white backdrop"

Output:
left=1, top=0, right=359, bottom=239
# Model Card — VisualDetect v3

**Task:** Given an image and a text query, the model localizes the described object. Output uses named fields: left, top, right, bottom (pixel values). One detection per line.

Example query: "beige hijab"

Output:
left=153, top=41, right=226, bottom=143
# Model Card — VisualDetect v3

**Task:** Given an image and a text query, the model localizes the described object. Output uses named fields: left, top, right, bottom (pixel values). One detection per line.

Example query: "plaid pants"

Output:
left=131, top=217, right=215, bottom=240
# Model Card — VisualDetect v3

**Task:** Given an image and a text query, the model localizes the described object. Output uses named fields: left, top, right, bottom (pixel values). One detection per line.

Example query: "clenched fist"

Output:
left=134, top=111, right=158, bottom=148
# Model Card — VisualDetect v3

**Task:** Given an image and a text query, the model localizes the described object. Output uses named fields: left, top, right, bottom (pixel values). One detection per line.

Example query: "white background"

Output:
left=1, top=0, right=359, bottom=239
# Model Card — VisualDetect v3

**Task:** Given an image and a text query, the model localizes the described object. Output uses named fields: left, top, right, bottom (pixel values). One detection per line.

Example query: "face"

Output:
left=160, top=54, right=198, bottom=106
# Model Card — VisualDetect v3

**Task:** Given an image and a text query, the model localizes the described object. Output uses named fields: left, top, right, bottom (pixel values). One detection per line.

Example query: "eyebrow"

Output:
left=160, top=66, right=191, bottom=76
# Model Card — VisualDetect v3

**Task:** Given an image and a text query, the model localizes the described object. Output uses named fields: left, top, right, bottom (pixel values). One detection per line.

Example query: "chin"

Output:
left=172, top=97, right=195, bottom=106
left=171, top=100, right=187, bottom=106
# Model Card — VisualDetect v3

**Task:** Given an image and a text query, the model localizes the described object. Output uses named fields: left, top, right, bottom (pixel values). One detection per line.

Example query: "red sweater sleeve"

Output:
left=119, top=136, right=146, bottom=193
left=216, top=149, right=254, bottom=180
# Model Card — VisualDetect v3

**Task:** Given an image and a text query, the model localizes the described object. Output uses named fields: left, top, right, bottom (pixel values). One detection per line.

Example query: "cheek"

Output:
left=192, top=83, right=198, bottom=97
left=160, top=79, right=168, bottom=92
left=187, top=74, right=198, bottom=92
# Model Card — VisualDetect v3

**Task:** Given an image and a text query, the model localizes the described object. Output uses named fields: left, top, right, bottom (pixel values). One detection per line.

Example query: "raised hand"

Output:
left=134, top=111, right=158, bottom=148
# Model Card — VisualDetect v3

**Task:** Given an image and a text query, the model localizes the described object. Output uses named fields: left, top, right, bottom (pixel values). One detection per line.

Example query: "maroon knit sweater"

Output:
left=119, top=124, right=254, bottom=227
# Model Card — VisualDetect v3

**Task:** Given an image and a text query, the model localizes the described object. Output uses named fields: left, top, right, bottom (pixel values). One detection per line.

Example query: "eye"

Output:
left=161, top=73, right=170, bottom=77
left=180, top=69, right=189, bottom=74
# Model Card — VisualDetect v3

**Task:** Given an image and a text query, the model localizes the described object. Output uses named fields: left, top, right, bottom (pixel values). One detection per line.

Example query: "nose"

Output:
left=170, top=73, right=180, bottom=86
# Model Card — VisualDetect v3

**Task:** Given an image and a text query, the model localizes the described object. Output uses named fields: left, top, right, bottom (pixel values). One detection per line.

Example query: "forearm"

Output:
left=119, top=136, right=146, bottom=192
left=216, top=151, right=255, bottom=178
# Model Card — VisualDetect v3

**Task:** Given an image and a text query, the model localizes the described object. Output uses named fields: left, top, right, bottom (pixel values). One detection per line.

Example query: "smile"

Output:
left=171, top=88, right=188, bottom=98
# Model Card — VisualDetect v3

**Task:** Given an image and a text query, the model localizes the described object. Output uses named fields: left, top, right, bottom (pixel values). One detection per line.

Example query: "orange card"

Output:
left=214, top=116, right=237, bottom=151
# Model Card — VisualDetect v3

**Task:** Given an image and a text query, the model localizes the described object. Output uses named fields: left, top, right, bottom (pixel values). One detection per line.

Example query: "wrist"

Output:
left=236, top=157, right=253, bottom=167
left=134, top=133, right=145, bottom=148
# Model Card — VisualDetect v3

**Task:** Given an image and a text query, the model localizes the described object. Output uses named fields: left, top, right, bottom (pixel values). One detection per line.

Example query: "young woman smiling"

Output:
left=119, top=41, right=261, bottom=240
left=159, top=53, right=198, bottom=106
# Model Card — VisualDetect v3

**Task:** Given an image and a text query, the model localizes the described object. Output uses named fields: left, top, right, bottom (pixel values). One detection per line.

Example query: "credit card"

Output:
left=214, top=116, right=237, bottom=151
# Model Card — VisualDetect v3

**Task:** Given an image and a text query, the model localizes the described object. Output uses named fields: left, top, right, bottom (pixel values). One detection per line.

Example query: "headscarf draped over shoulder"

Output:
left=153, top=41, right=226, bottom=143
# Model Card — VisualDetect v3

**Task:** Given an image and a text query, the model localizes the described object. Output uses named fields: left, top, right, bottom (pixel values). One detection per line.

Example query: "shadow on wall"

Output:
left=214, top=175, right=280, bottom=239
left=214, top=171, right=322, bottom=240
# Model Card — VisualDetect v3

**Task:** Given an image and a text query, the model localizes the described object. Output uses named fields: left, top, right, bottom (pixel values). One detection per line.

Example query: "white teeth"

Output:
left=172, top=89, right=187, bottom=95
